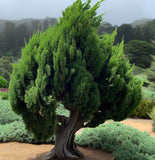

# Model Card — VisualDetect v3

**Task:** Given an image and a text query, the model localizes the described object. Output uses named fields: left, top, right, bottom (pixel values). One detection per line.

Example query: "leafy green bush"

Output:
left=0, top=98, right=22, bottom=125
left=130, top=98, right=155, bottom=119
left=0, top=56, right=13, bottom=82
left=76, top=123, right=155, bottom=160
left=0, top=121, right=55, bottom=143
left=149, top=107, right=155, bottom=131
left=0, top=92, right=9, bottom=100
left=56, top=103, right=70, bottom=117
left=0, top=121, right=33, bottom=143
left=0, top=98, right=55, bottom=143
left=0, top=76, right=8, bottom=88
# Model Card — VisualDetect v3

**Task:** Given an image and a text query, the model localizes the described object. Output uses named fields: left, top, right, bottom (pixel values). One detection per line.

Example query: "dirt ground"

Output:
left=0, top=119, right=154, bottom=160
left=0, top=88, right=8, bottom=93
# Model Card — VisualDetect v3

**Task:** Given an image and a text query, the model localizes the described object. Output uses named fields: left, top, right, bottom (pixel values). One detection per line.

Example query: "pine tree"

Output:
left=9, top=0, right=142, bottom=159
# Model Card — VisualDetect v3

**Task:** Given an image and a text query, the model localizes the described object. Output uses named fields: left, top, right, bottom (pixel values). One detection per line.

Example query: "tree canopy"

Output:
left=9, top=0, right=142, bottom=159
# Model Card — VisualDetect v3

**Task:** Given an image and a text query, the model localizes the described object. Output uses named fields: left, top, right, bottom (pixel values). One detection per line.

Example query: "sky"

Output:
left=0, top=0, right=155, bottom=26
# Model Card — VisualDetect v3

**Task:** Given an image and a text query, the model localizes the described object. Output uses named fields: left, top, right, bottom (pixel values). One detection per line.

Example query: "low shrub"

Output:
left=0, top=121, right=55, bottom=143
left=56, top=102, right=70, bottom=117
left=130, top=98, right=155, bottom=119
left=142, top=87, right=155, bottom=100
left=76, top=123, right=155, bottom=160
left=0, top=76, right=8, bottom=88
left=0, top=92, right=9, bottom=100
left=0, top=56, right=13, bottom=82
left=0, top=121, right=33, bottom=143
left=0, top=98, right=55, bottom=143
left=0, top=98, right=22, bottom=125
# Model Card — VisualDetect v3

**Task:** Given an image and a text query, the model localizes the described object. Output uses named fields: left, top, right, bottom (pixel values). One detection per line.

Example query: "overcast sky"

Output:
left=0, top=0, right=155, bottom=25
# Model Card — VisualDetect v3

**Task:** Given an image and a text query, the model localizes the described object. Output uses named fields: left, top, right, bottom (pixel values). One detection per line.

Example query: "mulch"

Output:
left=0, top=88, right=9, bottom=93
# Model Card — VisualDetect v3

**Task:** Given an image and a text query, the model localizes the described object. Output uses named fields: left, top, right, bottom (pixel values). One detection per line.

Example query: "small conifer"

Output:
left=9, top=0, right=142, bottom=159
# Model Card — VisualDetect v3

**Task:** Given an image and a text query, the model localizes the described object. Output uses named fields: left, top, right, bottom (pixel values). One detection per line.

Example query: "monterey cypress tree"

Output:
left=9, top=0, right=142, bottom=159
left=124, top=40, right=155, bottom=68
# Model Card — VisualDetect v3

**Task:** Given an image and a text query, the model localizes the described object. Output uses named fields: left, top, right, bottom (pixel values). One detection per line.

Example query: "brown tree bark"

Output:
left=44, top=110, right=84, bottom=160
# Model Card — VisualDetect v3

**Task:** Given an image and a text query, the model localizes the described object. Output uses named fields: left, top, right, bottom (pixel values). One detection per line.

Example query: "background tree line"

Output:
left=98, top=19, right=155, bottom=44
left=0, top=17, right=57, bottom=82
left=0, top=18, right=154, bottom=59
left=0, top=17, right=155, bottom=83
left=0, top=17, right=57, bottom=58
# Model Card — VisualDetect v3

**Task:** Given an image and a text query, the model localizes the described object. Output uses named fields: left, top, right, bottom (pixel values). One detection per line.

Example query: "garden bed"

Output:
left=0, top=118, right=154, bottom=160
left=0, top=88, right=8, bottom=93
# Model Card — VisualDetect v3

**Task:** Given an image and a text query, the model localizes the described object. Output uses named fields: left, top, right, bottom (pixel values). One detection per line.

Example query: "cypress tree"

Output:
left=124, top=40, right=155, bottom=68
left=9, top=0, right=142, bottom=159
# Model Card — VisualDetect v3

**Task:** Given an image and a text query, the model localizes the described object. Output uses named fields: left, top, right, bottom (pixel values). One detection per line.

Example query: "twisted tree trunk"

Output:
left=44, top=110, right=84, bottom=160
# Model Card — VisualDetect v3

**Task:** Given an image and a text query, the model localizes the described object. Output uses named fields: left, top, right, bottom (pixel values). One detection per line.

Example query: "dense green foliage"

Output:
left=76, top=123, right=155, bottom=160
left=0, top=121, right=33, bottom=143
left=0, top=98, right=22, bottom=125
left=9, top=0, right=142, bottom=140
left=125, top=40, right=155, bottom=68
left=130, top=98, right=155, bottom=119
left=0, top=98, right=55, bottom=143
left=0, top=56, right=13, bottom=82
left=0, top=121, right=55, bottom=143
left=0, top=76, right=8, bottom=88
left=0, top=92, right=8, bottom=100
left=114, top=24, right=135, bottom=44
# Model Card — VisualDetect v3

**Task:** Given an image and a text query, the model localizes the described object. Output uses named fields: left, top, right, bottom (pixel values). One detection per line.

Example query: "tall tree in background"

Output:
left=0, top=34, right=4, bottom=56
left=141, top=20, right=155, bottom=42
left=3, top=21, right=16, bottom=53
left=124, top=40, right=155, bottom=68
left=15, top=24, right=29, bottom=49
left=32, top=19, right=42, bottom=32
left=9, top=0, right=142, bottom=159
left=98, top=22, right=115, bottom=35
left=43, top=18, right=57, bottom=31
left=115, top=24, right=135, bottom=44
left=134, top=20, right=155, bottom=43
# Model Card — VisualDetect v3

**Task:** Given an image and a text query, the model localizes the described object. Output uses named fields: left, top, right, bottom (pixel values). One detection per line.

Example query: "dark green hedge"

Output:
left=124, top=40, right=155, bottom=68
